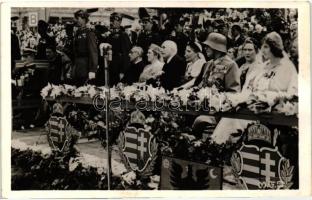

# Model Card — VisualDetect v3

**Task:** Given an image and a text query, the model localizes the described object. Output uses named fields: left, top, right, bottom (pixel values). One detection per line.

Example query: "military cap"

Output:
left=138, top=7, right=150, bottom=20
left=11, top=16, right=19, bottom=21
left=110, top=12, right=123, bottom=21
left=38, top=20, right=49, bottom=29
left=203, top=32, right=227, bottom=53
left=74, top=9, right=89, bottom=19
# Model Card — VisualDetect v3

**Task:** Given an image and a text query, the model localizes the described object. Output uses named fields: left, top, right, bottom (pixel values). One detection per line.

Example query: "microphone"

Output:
left=99, top=43, right=112, bottom=61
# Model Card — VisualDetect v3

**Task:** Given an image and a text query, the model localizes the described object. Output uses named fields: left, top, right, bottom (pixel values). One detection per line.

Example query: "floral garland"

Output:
left=41, top=83, right=298, bottom=116
left=11, top=148, right=118, bottom=190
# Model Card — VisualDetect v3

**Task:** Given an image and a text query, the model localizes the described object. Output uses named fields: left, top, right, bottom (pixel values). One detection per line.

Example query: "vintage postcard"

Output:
left=1, top=0, right=311, bottom=198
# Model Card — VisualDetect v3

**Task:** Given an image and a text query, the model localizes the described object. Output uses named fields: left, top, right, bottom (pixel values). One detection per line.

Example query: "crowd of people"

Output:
left=12, top=7, right=299, bottom=137
left=11, top=8, right=298, bottom=86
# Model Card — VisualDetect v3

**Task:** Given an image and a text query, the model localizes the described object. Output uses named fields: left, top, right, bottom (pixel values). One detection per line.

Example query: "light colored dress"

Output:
left=184, top=58, right=206, bottom=81
left=181, top=58, right=206, bottom=89
left=210, top=56, right=298, bottom=144
left=139, top=60, right=164, bottom=82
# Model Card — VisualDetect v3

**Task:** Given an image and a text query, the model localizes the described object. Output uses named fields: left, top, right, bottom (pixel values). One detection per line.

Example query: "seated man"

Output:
left=194, top=32, right=241, bottom=92
left=159, top=40, right=187, bottom=91
left=121, top=46, right=145, bottom=85
left=192, top=32, right=241, bottom=138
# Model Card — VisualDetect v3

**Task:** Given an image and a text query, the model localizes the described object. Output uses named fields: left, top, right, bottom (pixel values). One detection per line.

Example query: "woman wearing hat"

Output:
left=245, top=31, right=297, bottom=93
left=209, top=31, right=298, bottom=145
left=239, top=37, right=263, bottom=88
left=139, top=44, right=164, bottom=83
left=180, top=42, right=206, bottom=89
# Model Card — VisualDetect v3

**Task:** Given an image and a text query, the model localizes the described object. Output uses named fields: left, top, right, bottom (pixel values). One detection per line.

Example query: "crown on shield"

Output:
left=247, top=122, right=271, bottom=144
left=130, top=110, right=145, bottom=125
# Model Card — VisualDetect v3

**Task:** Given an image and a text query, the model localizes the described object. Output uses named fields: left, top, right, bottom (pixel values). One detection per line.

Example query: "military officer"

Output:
left=106, top=12, right=132, bottom=86
left=72, top=9, right=98, bottom=86
left=137, top=9, right=162, bottom=62
left=192, top=32, right=241, bottom=138
left=194, top=32, right=241, bottom=92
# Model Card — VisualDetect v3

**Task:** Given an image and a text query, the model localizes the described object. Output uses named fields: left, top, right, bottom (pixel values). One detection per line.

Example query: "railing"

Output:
left=44, top=96, right=298, bottom=127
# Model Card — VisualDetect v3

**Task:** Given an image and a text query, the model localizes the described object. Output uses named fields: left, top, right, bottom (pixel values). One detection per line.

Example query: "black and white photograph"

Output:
left=1, top=1, right=311, bottom=198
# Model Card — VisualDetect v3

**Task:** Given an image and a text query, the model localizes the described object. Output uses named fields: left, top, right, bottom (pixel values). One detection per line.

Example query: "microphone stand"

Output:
left=103, top=48, right=111, bottom=190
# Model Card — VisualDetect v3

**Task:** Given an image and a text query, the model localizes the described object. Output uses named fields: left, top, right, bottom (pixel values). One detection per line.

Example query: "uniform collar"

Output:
left=213, top=54, right=226, bottom=65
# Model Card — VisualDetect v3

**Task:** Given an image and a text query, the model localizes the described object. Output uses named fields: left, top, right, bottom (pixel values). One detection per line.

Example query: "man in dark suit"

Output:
left=160, top=40, right=187, bottom=91
left=229, top=24, right=245, bottom=49
left=11, top=17, right=21, bottom=72
left=121, top=46, right=145, bottom=85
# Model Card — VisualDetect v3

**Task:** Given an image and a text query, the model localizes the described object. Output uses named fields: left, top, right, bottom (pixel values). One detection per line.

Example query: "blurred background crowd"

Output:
left=11, top=7, right=298, bottom=89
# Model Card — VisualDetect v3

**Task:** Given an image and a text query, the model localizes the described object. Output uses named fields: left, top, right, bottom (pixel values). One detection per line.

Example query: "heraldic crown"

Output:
left=247, top=122, right=272, bottom=144
left=52, top=103, right=64, bottom=115
left=130, top=110, right=146, bottom=125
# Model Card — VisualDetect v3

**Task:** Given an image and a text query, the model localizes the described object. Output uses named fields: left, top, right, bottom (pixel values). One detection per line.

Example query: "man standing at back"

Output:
left=107, top=12, right=132, bottom=86
left=72, top=10, right=98, bottom=86
left=160, top=40, right=187, bottom=91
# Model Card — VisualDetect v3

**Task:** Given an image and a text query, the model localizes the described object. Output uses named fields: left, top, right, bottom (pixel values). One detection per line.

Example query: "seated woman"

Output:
left=210, top=31, right=298, bottom=144
left=239, top=37, right=263, bottom=88
left=179, top=42, right=206, bottom=89
left=139, top=44, right=164, bottom=83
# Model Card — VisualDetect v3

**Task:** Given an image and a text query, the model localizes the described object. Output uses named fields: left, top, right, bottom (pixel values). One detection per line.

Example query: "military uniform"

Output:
left=194, top=55, right=241, bottom=92
left=72, top=27, right=98, bottom=86
left=11, top=32, right=21, bottom=71
left=192, top=55, right=241, bottom=139
left=107, top=29, right=132, bottom=86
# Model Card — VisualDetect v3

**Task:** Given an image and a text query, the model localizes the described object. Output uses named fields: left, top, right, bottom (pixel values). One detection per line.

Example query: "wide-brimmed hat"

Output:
left=202, top=32, right=227, bottom=53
